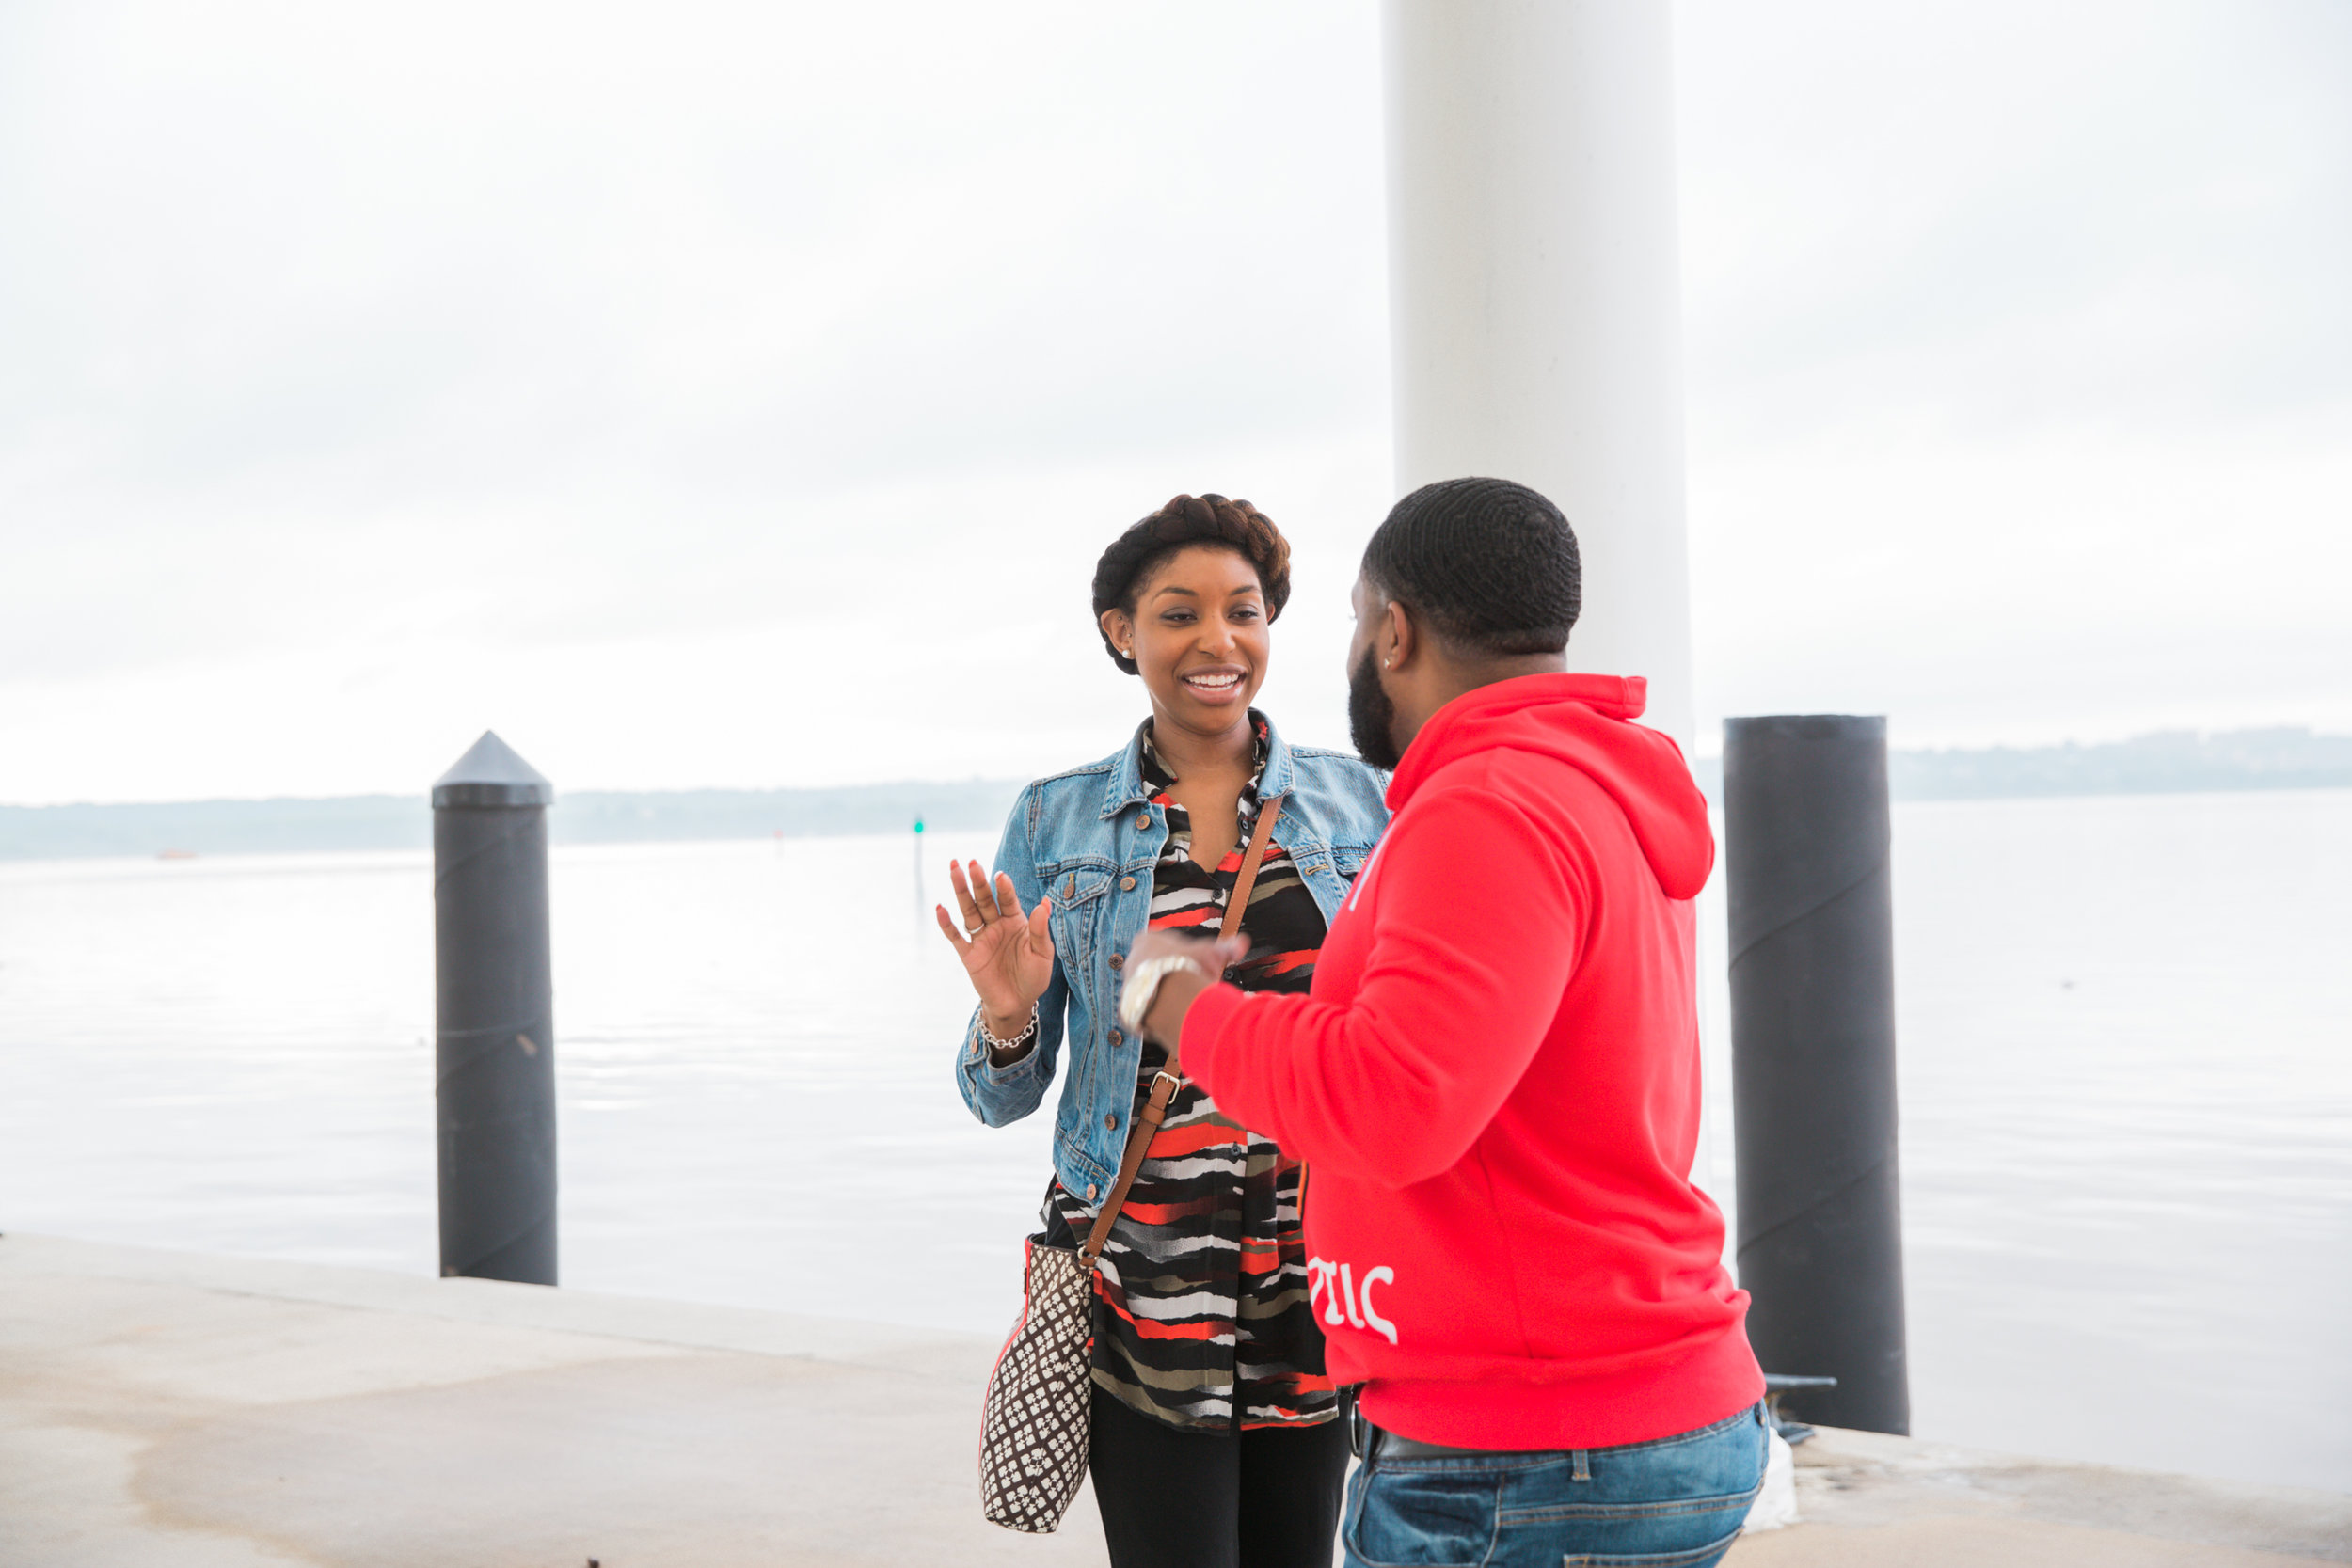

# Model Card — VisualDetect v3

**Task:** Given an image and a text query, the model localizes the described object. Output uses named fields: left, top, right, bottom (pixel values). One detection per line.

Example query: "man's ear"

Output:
left=1383, top=597, right=1418, bottom=672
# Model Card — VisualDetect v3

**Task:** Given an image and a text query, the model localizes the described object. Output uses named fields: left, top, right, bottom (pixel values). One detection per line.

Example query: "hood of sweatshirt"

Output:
left=1386, top=673, right=1715, bottom=900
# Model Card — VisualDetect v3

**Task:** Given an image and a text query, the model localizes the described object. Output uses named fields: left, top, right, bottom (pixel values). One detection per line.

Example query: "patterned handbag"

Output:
left=977, top=797, right=1285, bottom=1533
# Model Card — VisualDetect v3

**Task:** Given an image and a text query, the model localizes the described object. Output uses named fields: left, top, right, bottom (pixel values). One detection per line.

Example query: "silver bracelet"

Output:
left=980, top=1002, right=1040, bottom=1056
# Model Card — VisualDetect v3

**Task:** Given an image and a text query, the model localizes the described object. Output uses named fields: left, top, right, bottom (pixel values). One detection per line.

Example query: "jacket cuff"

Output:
left=963, top=1009, right=1044, bottom=1085
left=1178, top=981, right=1251, bottom=1087
left=977, top=1046, right=1044, bottom=1087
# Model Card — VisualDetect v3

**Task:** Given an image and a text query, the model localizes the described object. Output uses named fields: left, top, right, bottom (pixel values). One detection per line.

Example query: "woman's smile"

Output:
left=1181, top=664, right=1248, bottom=703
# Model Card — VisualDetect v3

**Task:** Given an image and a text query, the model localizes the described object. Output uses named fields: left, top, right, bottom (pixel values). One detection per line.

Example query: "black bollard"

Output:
left=432, top=731, right=557, bottom=1285
left=1724, top=715, right=1908, bottom=1435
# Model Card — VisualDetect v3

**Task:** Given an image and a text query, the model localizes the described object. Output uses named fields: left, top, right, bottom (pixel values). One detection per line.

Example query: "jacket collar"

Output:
left=1100, top=709, right=1294, bottom=819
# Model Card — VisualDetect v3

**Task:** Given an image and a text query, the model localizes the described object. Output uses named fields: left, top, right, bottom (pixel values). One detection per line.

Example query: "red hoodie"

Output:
left=1182, top=672, right=1762, bottom=1449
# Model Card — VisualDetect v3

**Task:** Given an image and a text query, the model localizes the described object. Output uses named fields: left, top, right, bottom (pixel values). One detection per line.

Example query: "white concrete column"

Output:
left=1384, top=0, right=1694, bottom=748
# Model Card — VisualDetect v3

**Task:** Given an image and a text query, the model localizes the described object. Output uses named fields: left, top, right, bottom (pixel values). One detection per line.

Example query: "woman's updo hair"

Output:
left=1090, top=494, right=1293, bottom=674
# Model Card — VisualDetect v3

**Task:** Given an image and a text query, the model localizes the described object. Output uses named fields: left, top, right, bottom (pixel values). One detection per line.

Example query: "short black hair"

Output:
left=1360, top=477, right=1580, bottom=657
left=1091, top=494, right=1292, bottom=674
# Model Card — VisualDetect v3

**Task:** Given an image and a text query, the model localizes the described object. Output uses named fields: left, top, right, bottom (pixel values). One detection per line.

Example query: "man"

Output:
left=1120, top=477, right=1766, bottom=1567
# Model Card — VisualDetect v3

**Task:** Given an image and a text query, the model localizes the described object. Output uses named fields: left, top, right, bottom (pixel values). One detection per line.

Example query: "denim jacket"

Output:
left=954, top=712, right=1390, bottom=1207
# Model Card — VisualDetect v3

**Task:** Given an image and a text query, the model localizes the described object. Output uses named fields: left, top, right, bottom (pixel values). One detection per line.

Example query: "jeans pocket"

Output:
left=1562, top=1521, right=1748, bottom=1567
left=1344, top=1463, right=1500, bottom=1568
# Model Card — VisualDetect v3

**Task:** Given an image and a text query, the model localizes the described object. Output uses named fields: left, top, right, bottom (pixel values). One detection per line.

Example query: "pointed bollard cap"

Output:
left=432, top=731, right=553, bottom=809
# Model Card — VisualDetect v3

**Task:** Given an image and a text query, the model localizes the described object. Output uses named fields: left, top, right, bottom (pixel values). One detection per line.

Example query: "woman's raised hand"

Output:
left=936, top=859, right=1057, bottom=1043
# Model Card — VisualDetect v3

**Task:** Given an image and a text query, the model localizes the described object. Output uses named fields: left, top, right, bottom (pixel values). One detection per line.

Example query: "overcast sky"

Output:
left=3, top=0, right=2346, bottom=803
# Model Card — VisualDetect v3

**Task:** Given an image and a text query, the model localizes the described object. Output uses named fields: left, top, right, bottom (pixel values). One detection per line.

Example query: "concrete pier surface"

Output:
left=1740, top=1427, right=2350, bottom=1566
left=5, top=1233, right=2345, bottom=1567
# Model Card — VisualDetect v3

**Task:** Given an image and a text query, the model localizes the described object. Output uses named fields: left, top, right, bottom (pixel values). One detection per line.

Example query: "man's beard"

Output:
left=1347, top=643, right=1404, bottom=772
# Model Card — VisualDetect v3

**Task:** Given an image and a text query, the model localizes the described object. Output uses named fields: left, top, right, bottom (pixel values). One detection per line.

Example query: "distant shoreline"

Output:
left=1692, top=725, right=2352, bottom=810
left=0, top=780, right=1023, bottom=863
left=4, top=728, right=2347, bottom=862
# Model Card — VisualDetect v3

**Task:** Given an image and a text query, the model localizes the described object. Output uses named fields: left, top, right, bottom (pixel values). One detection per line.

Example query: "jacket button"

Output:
left=1136, top=813, right=1151, bottom=829
left=1120, top=876, right=1136, bottom=890
left=1108, top=953, right=1124, bottom=971
left=1107, top=1028, right=1123, bottom=1046
left=1086, top=1183, right=1099, bottom=1200
left=1104, top=1113, right=1118, bottom=1130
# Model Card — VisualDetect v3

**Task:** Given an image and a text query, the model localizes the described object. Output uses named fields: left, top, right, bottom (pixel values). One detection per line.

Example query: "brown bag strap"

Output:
left=1082, top=793, right=1286, bottom=1266
left=1080, top=1067, right=1182, bottom=1264
left=1218, top=793, right=1284, bottom=942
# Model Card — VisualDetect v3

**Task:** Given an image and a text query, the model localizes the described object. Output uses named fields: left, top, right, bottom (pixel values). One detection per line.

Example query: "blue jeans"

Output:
left=1343, top=1402, right=1769, bottom=1568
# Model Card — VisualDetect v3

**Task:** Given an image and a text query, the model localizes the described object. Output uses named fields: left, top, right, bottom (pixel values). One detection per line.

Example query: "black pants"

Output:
left=1088, top=1386, right=1350, bottom=1568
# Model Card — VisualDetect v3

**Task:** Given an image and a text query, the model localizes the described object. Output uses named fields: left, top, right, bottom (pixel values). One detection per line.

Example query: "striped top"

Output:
left=1037, top=716, right=1338, bottom=1432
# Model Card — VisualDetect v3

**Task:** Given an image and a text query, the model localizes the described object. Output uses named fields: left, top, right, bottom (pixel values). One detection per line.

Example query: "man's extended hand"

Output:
left=1125, top=928, right=1251, bottom=1062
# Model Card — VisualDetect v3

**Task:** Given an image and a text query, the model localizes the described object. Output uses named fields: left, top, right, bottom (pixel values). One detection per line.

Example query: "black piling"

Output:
left=1724, top=715, right=1909, bottom=1435
left=432, top=731, right=558, bottom=1285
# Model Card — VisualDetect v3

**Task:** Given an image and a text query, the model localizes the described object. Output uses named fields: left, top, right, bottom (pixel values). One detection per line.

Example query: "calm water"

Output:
left=2, top=791, right=2346, bottom=1492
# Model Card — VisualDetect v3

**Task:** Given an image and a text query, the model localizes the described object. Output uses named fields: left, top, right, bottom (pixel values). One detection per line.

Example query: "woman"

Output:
left=939, top=494, right=1389, bottom=1568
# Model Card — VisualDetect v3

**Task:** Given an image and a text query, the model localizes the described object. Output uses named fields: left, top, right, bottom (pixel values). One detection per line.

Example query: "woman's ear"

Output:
left=1099, top=607, right=1135, bottom=662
